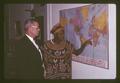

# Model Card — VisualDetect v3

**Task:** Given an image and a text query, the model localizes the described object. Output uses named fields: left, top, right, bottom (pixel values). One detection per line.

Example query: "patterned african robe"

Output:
left=42, top=40, right=74, bottom=79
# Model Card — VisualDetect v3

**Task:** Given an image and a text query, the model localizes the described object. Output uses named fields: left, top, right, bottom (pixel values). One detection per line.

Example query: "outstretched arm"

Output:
left=73, top=39, right=92, bottom=56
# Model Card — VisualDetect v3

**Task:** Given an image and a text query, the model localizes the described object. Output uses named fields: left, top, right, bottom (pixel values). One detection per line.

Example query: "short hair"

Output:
left=24, top=18, right=39, bottom=31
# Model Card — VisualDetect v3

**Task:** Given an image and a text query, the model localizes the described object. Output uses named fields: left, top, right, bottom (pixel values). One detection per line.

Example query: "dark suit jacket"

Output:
left=14, top=35, right=44, bottom=79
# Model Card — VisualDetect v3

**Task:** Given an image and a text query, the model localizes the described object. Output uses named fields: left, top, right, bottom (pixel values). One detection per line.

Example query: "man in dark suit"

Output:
left=14, top=19, right=44, bottom=79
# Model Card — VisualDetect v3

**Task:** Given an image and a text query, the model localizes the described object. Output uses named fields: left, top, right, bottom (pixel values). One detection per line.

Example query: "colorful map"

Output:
left=60, top=4, right=109, bottom=69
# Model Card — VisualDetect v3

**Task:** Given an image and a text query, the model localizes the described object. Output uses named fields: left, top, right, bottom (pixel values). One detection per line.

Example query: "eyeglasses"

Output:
left=31, top=26, right=40, bottom=30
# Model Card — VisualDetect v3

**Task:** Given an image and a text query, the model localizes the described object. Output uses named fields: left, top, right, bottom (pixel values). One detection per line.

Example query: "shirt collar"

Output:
left=25, top=34, right=34, bottom=42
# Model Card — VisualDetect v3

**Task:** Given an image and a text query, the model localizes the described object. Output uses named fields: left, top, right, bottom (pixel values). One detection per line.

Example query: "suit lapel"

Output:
left=23, top=35, right=39, bottom=52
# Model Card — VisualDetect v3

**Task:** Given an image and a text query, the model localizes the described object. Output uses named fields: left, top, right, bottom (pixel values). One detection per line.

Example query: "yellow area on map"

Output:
left=80, top=6, right=89, bottom=22
left=60, top=17, right=68, bottom=26
left=94, top=10, right=108, bottom=32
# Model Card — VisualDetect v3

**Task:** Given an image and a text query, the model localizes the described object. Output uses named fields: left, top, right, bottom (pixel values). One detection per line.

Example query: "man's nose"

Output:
left=38, top=28, right=40, bottom=31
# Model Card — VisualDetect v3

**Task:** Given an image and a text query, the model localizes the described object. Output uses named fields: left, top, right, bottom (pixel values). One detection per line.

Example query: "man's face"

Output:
left=29, top=21, right=40, bottom=38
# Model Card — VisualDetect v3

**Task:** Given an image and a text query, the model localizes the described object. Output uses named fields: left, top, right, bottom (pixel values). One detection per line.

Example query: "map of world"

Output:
left=60, top=4, right=109, bottom=68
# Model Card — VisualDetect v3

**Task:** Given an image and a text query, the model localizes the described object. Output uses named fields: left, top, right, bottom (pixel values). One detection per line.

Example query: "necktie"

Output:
left=33, top=39, right=43, bottom=61
left=33, top=39, right=45, bottom=69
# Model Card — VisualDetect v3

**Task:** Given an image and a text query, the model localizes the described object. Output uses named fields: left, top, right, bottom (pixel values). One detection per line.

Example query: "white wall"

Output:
left=47, top=4, right=116, bottom=79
